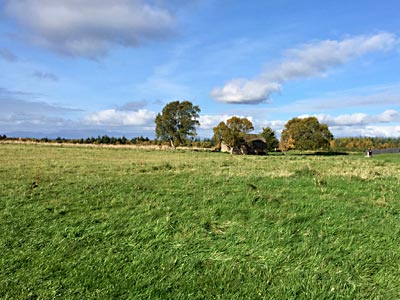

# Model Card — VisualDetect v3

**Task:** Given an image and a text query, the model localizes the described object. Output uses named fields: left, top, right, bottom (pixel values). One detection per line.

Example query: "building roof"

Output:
left=244, top=134, right=266, bottom=143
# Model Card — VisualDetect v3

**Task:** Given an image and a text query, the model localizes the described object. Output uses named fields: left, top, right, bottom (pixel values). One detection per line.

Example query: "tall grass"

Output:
left=1, top=144, right=400, bottom=299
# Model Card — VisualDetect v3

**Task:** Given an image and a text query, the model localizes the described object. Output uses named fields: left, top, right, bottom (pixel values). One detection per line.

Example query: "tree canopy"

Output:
left=280, top=117, right=333, bottom=151
left=261, top=127, right=279, bottom=151
left=155, top=101, right=201, bottom=148
left=213, top=117, right=254, bottom=153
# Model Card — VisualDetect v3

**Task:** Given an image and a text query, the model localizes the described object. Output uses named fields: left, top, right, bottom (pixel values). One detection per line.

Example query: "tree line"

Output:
left=155, top=101, right=332, bottom=153
left=154, top=100, right=400, bottom=153
left=0, top=133, right=214, bottom=148
left=2, top=100, right=400, bottom=152
left=332, top=137, right=400, bottom=151
left=2, top=132, right=398, bottom=152
left=0, top=135, right=150, bottom=145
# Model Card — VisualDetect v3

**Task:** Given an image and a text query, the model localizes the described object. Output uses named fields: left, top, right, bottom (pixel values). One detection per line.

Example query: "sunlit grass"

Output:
left=1, top=144, right=400, bottom=299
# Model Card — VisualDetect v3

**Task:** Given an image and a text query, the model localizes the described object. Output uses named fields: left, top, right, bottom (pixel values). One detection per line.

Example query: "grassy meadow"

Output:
left=1, top=143, right=400, bottom=299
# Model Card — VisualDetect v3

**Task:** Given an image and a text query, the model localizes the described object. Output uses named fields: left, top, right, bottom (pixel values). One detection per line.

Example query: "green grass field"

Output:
left=1, top=143, right=400, bottom=299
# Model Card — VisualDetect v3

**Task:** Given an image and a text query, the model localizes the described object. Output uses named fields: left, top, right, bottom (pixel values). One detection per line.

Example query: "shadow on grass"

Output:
left=292, top=151, right=349, bottom=156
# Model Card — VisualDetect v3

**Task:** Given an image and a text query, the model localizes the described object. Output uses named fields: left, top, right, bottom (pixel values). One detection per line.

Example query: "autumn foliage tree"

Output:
left=213, top=117, right=254, bottom=153
left=155, top=101, right=201, bottom=148
left=280, top=117, right=333, bottom=151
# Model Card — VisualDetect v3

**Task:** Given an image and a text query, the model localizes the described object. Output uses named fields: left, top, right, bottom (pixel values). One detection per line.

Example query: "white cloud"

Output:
left=255, top=110, right=400, bottom=138
left=199, top=114, right=255, bottom=130
left=5, top=0, right=176, bottom=58
left=332, top=125, right=400, bottom=138
left=290, top=110, right=400, bottom=137
left=314, top=110, right=400, bottom=126
left=0, top=97, right=81, bottom=134
left=360, top=125, right=400, bottom=137
left=0, top=95, right=157, bottom=137
left=211, top=79, right=280, bottom=104
left=212, top=33, right=398, bottom=104
left=199, top=114, right=230, bottom=129
left=268, top=33, right=396, bottom=82
left=377, top=109, right=400, bottom=122
left=84, top=109, right=156, bottom=126
left=255, top=119, right=286, bottom=130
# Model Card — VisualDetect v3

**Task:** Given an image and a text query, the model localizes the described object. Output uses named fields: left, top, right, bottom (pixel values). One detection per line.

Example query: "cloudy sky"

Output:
left=1, top=0, right=400, bottom=139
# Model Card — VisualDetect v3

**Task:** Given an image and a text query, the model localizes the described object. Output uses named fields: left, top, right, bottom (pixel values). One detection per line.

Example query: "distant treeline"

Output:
left=331, top=137, right=400, bottom=151
left=0, top=134, right=215, bottom=148
left=1, top=134, right=400, bottom=151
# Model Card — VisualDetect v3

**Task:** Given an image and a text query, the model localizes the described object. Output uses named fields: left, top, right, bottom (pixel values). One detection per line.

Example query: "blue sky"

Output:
left=1, top=0, right=400, bottom=139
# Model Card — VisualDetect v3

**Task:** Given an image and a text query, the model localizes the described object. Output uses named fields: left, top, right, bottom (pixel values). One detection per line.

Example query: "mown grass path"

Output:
left=1, top=144, right=400, bottom=299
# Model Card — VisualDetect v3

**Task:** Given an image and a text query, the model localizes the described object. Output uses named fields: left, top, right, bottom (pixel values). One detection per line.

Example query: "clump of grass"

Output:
left=373, top=160, right=386, bottom=167
left=151, top=162, right=174, bottom=171
left=203, top=220, right=234, bottom=235
left=292, top=166, right=318, bottom=177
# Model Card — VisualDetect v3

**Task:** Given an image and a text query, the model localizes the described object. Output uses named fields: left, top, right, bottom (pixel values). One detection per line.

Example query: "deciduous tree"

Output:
left=155, top=101, right=201, bottom=148
left=280, top=117, right=333, bottom=151
left=261, top=127, right=279, bottom=151
left=213, top=117, right=254, bottom=153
